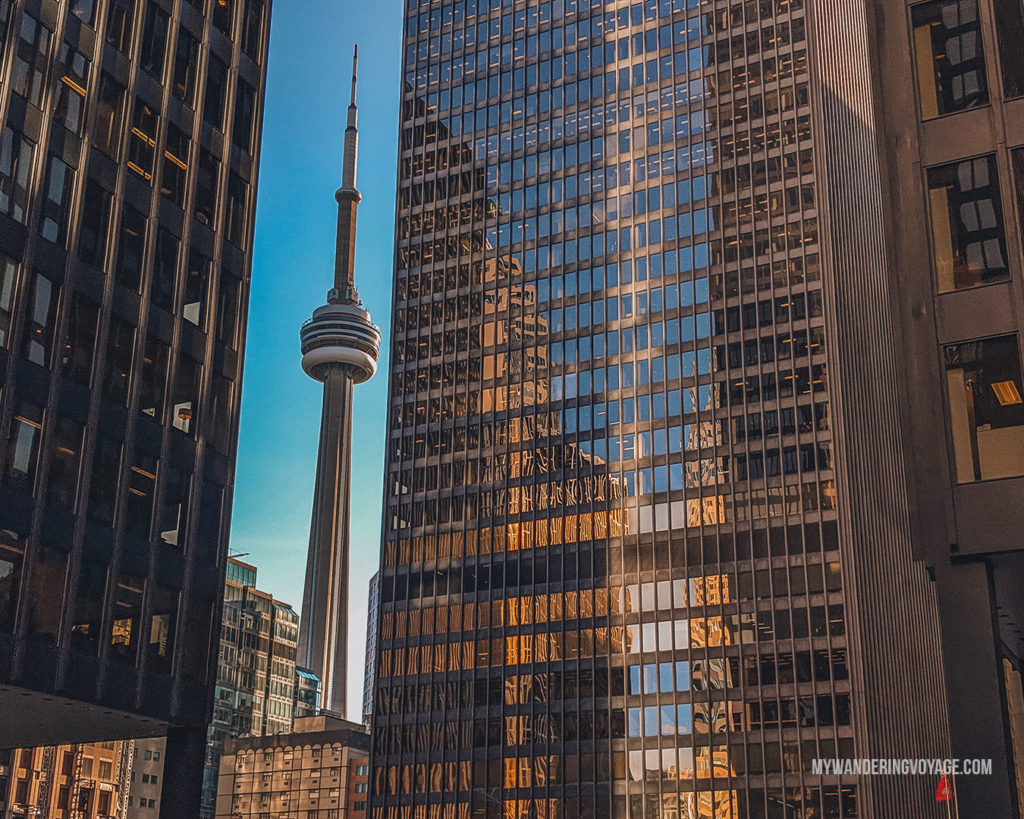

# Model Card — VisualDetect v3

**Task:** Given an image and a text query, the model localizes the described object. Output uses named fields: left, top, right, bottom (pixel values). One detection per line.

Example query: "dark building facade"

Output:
left=370, top=0, right=955, bottom=817
left=0, top=0, right=271, bottom=814
left=870, top=0, right=1024, bottom=812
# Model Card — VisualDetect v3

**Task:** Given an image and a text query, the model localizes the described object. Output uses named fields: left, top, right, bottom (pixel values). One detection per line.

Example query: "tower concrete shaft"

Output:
left=297, top=45, right=380, bottom=717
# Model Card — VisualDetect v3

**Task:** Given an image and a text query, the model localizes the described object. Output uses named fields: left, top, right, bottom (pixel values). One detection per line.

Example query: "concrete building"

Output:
left=0, top=740, right=132, bottom=818
left=0, top=0, right=272, bottom=814
left=870, top=0, right=1024, bottom=812
left=201, top=557, right=300, bottom=817
left=125, top=737, right=164, bottom=818
left=368, top=0, right=961, bottom=816
left=214, top=715, right=370, bottom=819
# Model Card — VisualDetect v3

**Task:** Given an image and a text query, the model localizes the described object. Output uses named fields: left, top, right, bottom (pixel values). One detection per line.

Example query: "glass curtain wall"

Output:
left=373, top=0, right=853, bottom=817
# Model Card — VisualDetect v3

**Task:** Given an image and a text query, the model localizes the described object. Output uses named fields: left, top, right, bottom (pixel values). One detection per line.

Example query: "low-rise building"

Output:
left=214, top=716, right=369, bottom=818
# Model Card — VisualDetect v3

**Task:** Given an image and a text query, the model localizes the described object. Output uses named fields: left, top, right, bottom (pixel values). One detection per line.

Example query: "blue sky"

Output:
left=229, top=1, right=403, bottom=718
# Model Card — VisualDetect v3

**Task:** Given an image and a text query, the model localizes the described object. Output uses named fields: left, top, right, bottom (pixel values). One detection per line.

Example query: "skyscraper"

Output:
left=201, top=557, right=300, bottom=817
left=0, top=0, right=271, bottom=814
left=869, top=0, right=1024, bottom=812
left=297, top=48, right=381, bottom=717
left=370, top=0, right=955, bottom=817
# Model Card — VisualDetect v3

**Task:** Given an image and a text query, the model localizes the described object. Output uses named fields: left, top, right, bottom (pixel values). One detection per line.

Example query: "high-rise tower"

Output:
left=370, top=0, right=957, bottom=817
left=297, top=47, right=380, bottom=717
left=0, top=0, right=271, bottom=815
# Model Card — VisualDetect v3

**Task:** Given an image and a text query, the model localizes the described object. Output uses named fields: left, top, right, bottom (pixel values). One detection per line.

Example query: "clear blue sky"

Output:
left=229, top=1, right=403, bottom=718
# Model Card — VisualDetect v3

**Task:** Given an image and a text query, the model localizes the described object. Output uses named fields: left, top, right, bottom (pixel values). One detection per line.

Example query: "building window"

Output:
left=39, top=155, right=75, bottom=244
left=161, top=123, right=190, bottom=207
left=22, top=271, right=60, bottom=367
left=172, top=28, right=200, bottom=105
left=225, top=172, right=248, bottom=247
left=140, top=336, right=169, bottom=419
left=87, top=436, right=121, bottom=523
left=128, top=99, right=160, bottom=182
left=171, top=356, right=202, bottom=437
left=2, top=531, right=26, bottom=630
left=152, top=228, right=180, bottom=311
left=194, top=149, right=219, bottom=225
left=241, top=0, right=265, bottom=59
left=77, top=178, right=113, bottom=268
left=912, top=0, right=989, bottom=118
left=927, top=155, right=1008, bottom=291
left=10, top=14, right=51, bottom=107
left=944, top=335, right=1024, bottom=482
left=993, top=0, right=1024, bottom=98
left=124, top=454, right=157, bottom=540
left=105, top=0, right=135, bottom=54
left=94, top=72, right=126, bottom=157
left=69, top=0, right=96, bottom=25
left=232, top=79, right=256, bottom=153
left=53, top=42, right=90, bottom=134
left=103, top=317, right=136, bottom=405
left=0, top=125, right=36, bottom=223
left=184, top=251, right=210, bottom=327
left=0, top=252, right=18, bottom=349
left=60, top=294, right=99, bottom=386
left=212, top=0, right=234, bottom=36
left=6, top=401, right=43, bottom=489
left=140, top=3, right=170, bottom=77
left=116, top=204, right=148, bottom=291
left=216, top=270, right=240, bottom=349
left=26, top=546, right=67, bottom=641
left=203, top=54, right=228, bottom=130
left=47, top=417, right=84, bottom=509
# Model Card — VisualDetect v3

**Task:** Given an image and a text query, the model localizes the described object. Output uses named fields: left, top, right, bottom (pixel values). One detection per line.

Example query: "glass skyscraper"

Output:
left=371, top=0, right=953, bottom=816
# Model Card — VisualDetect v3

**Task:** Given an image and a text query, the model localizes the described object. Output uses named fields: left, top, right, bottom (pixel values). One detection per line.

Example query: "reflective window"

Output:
left=202, top=54, right=229, bottom=129
left=124, top=454, right=157, bottom=539
left=0, top=252, right=18, bottom=349
left=61, top=294, right=99, bottom=386
left=927, top=155, right=1008, bottom=291
left=116, top=204, right=147, bottom=291
left=140, top=336, right=169, bottom=419
left=241, top=0, right=265, bottom=59
left=944, top=335, right=1024, bottom=481
left=53, top=42, right=90, bottom=134
left=77, top=178, right=113, bottom=268
left=139, top=3, right=170, bottom=77
left=47, top=417, right=84, bottom=508
left=127, top=99, right=159, bottom=182
left=0, top=529, right=25, bottom=632
left=184, top=250, right=210, bottom=327
left=233, top=80, right=256, bottom=153
left=6, top=401, right=43, bottom=487
left=10, top=14, right=51, bottom=106
left=22, top=272, right=59, bottom=366
left=69, top=0, right=97, bottom=26
left=103, top=317, right=135, bottom=405
left=152, top=228, right=180, bottom=311
left=194, top=149, right=219, bottom=225
left=216, top=271, right=241, bottom=348
left=0, top=125, right=36, bottom=223
left=39, top=155, right=75, bottom=244
left=993, top=0, right=1024, bottom=98
left=172, top=28, right=200, bottom=105
left=87, top=435, right=121, bottom=523
left=225, top=172, right=248, bottom=247
left=94, top=72, right=126, bottom=157
left=160, top=123, right=190, bottom=207
left=105, top=0, right=135, bottom=54
left=912, top=0, right=988, bottom=118
left=212, top=0, right=234, bottom=36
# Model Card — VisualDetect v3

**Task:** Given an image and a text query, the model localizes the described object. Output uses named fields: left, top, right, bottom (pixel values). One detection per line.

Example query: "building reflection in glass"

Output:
left=372, top=0, right=852, bottom=817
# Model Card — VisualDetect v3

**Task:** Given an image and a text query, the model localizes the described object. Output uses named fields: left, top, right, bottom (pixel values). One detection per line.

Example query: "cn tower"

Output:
left=297, top=46, right=380, bottom=716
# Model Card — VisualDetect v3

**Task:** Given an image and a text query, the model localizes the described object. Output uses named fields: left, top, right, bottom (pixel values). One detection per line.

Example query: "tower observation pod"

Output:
left=297, top=45, right=380, bottom=717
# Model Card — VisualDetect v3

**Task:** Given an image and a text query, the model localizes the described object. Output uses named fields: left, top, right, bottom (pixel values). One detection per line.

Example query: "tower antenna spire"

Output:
left=334, top=43, right=361, bottom=303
